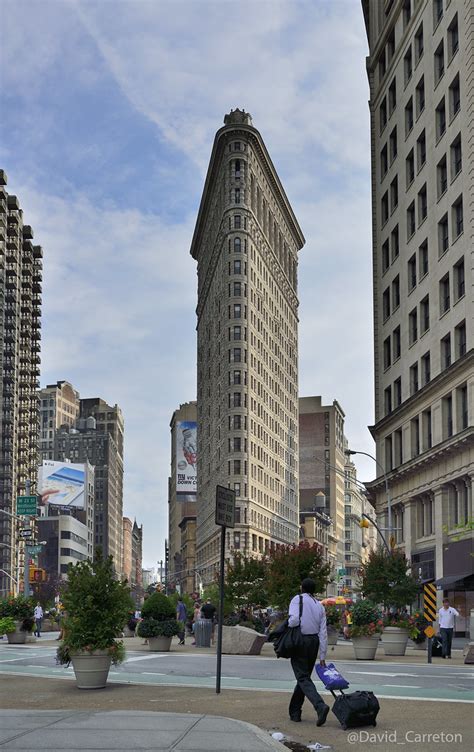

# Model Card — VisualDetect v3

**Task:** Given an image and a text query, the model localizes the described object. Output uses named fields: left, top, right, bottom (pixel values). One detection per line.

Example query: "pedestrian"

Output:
left=342, top=608, right=352, bottom=640
left=287, top=577, right=330, bottom=727
left=438, top=597, right=459, bottom=659
left=191, top=601, right=201, bottom=645
left=176, top=597, right=187, bottom=645
left=201, top=598, right=217, bottom=644
left=33, top=602, right=43, bottom=638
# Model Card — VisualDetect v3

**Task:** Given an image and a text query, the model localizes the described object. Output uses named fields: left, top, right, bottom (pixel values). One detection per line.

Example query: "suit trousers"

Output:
left=289, top=634, right=326, bottom=717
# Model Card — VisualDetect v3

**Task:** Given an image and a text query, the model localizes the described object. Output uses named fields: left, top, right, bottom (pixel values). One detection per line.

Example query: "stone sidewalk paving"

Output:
left=0, top=710, right=283, bottom=752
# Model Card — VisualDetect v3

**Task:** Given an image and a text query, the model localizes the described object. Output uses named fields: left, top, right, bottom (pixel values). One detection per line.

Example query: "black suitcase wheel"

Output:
left=373, top=721, right=377, bottom=727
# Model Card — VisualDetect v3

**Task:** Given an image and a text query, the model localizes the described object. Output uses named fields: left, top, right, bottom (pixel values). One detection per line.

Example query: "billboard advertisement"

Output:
left=38, top=460, right=86, bottom=509
left=176, top=421, right=197, bottom=496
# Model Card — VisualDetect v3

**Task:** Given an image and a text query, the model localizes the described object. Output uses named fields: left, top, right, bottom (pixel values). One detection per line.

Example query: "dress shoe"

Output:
left=316, top=704, right=330, bottom=727
left=289, top=714, right=301, bottom=722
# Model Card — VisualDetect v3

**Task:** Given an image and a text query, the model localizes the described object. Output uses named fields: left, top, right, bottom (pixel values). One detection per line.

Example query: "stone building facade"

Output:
left=122, top=516, right=133, bottom=582
left=362, top=0, right=473, bottom=633
left=0, top=171, right=42, bottom=595
left=39, top=381, right=80, bottom=460
left=191, top=110, right=304, bottom=585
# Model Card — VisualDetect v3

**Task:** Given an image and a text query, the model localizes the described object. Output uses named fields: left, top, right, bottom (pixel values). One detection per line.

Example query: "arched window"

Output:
left=234, top=237, right=241, bottom=252
left=234, top=215, right=241, bottom=229
left=235, top=159, right=241, bottom=177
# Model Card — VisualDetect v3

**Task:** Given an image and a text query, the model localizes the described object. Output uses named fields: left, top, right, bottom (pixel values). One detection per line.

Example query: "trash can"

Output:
left=195, top=618, right=212, bottom=647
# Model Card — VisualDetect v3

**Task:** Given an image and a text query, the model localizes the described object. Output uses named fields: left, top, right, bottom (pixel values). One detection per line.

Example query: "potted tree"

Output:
left=324, top=604, right=341, bottom=646
left=56, top=551, right=133, bottom=689
left=358, top=548, right=420, bottom=656
left=0, top=596, right=34, bottom=644
left=137, top=591, right=180, bottom=651
left=349, top=600, right=383, bottom=660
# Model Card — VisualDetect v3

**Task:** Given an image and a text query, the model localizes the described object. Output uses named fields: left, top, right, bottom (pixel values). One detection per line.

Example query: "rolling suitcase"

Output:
left=316, top=662, right=380, bottom=730
left=431, top=635, right=443, bottom=657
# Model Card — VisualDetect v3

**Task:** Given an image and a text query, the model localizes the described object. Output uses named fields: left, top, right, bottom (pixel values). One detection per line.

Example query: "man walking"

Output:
left=438, top=597, right=459, bottom=659
left=201, top=598, right=217, bottom=644
left=33, top=602, right=43, bottom=638
left=176, top=597, right=187, bottom=645
left=287, top=578, right=330, bottom=726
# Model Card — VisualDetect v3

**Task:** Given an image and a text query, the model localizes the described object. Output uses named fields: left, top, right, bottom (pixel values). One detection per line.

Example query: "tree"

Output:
left=225, top=552, right=268, bottom=610
left=358, top=547, right=420, bottom=611
left=265, top=541, right=332, bottom=611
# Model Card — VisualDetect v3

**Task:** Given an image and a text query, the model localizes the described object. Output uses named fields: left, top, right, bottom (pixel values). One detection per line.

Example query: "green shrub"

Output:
left=141, top=592, right=175, bottom=622
left=0, top=616, right=16, bottom=634
left=0, top=596, right=34, bottom=620
left=137, top=618, right=180, bottom=639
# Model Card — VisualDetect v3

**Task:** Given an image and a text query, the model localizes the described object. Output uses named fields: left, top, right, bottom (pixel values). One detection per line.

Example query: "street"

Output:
left=1, top=642, right=473, bottom=703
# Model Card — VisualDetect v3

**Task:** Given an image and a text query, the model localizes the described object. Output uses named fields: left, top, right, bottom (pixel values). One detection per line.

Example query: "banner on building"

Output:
left=176, top=421, right=197, bottom=496
left=38, top=460, right=86, bottom=509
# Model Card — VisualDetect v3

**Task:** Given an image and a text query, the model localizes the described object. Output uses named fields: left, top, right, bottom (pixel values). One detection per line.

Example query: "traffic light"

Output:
left=359, top=518, right=370, bottom=529
left=29, top=567, right=46, bottom=583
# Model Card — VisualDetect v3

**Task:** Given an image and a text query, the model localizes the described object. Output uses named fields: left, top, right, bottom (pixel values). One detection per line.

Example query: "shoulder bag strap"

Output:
left=299, top=594, right=303, bottom=625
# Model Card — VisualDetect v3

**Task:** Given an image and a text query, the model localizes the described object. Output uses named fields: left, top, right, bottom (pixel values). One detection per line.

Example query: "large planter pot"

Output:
left=352, top=635, right=380, bottom=660
left=148, top=636, right=172, bottom=652
left=381, top=627, right=409, bottom=656
left=6, top=621, right=27, bottom=645
left=70, top=650, right=112, bottom=689
left=327, top=627, right=339, bottom=646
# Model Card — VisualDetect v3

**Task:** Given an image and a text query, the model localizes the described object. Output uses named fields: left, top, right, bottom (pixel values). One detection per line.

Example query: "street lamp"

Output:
left=345, top=449, right=392, bottom=541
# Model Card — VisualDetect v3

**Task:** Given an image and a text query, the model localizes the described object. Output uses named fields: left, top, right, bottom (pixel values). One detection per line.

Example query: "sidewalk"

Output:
left=0, top=710, right=282, bottom=751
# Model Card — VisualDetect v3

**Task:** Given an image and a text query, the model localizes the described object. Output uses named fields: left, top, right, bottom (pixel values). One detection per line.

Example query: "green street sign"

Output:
left=27, top=545, right=43, bottom=555
left=16, top=495, right=38, bottom=516
left=338, top=568, right=346, bottom=576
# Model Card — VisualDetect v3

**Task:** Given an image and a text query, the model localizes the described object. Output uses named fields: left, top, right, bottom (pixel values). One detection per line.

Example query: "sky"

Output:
left=0, top=0, right=375, bottom=569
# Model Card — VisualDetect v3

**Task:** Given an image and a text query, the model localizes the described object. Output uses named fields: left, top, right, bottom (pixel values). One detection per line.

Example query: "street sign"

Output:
left=27, top=545, right=43, bottom=555
left=423, top=581, right=437, bottom=622
left=338, top=568, right=346, bottom=576
left=424, top=625, right=435, bottom=639
left=215, top=485, right=236, bottom=528
left=19, top=529, right=33, bottom=538
left=16, top=495, right=38, bottom=516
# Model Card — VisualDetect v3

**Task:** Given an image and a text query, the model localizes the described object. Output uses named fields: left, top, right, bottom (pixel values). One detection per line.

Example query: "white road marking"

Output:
left=348, top=671, right=418, bottom=678
left=384, top=684, right=421, bottom=689
left=123, top=654, right=169, bottom=663
left=142, top=672, right=167, bottom=676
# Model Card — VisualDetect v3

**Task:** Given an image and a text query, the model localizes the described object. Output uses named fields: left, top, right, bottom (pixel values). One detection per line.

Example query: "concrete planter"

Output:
left=352, top=634, right=379, bottom=660
left=70, top=650, right=112, bottom=689
left=221, top=625, right=267, bottom=655
left=6, top=621, right=27, bottom=645
left=381, top=627, right=409, bottom=656
left=327, top=627, right=339, bottom=646
left=148, top=636, right=172, bottom=652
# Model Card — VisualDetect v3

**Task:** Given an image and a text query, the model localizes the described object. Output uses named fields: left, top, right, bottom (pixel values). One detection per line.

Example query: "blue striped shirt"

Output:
left=288, top=592, right=328, bottom=660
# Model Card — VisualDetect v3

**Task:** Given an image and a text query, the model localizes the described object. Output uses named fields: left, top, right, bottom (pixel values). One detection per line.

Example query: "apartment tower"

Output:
left=362, top=0, right=473, bottom=631
left=0, top=172, right=42, bottom=595
left=191, top=110, right=304, bottom=584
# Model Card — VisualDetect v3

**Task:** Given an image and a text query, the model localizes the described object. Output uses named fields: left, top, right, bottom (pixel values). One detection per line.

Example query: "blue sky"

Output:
left=1, top=0, right=374, bottom=568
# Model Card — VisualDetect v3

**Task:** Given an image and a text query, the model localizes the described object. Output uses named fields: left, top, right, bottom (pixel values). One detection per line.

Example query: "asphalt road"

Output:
left=1, top=643, right=473, bottom=703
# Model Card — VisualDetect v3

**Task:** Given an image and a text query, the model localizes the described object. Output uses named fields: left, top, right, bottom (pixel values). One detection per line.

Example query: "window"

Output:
left=233, top=303, right=242, bottom=318
left=438, top=214, right=449, bottom=255
left=449, top=74, right=460, bottom=119
left=441, top=333, right=451, bottom=369
left=232, top=281, right=241, bottom=296
left=439, top=273, right=450, bottom=314
left=455, top=320, right=466, bottom=358
left=422, top=409, right=432, bottom=450
left=234, top=141, right=241, bottom=151
left=234, top=159, right=241, bottom=178
left=402, top=0, right=411, bottom=28
left=418, top=184, right=427, bottom=223
left=453, top=257, right=465, bottom=301
left=390, top=176, right=398, bottom=211
left=433, top=0, right=443, bottom=27
left=234, top=215, right=241, bottom=229
left=232, top=325, right=241, bottom=340
left=392, top=275, right=400, bottom=309
left=415, top=23, right=424, bottom=63
left=381, top=144, right=388, bottom=177
left=452, top=196, right=463, bottom=238
left=389, top=126, right=397, bottom=161
left=232, top=414, right=242, bottom=429
left=411, top=417, right=420, bottom=458
left=388, top=78, right=397, bottom=115
left=387, top=27, right=395, bottom=60
left=379, top=51, right=387, bottom=81
left=421, top=351, right=431, bottom=384
left=408, top=254, right=417, bottom=291
left=233, top=237, right=242, bottom=253
left=409, top=307, right=418, bottom=344
left=233, top=459, right=241, bottom=474
left=405, top=97, right=414, bottom=135
left=419, top=240, right=428, bottom=278
left=381, top=191, right=389, bottom=224
left=382, top=239, right=390, bottom=273
left=416, top=76, right=425, bottom=116
left=450, top=134, right=462, bottom=178
left=393, top=325, right=401, bottom=360
left=384, top=386, right=392, bottom=415
left=232, top=392, right=242, bottom=408
left=434, top=40, right=444, bottom=84
left=407, top=201, right=416, bottom=239
left=384, top=337, right=391, bottom=369
left=442, top=394, right=453, bottom=439
left=385, top=436, right=393, bottom=471
left=380, top=98, right=387, bottom=133
left=383, top=287, right=391, bottom=321
left=448, top=14, right=459, bottom=60
left=457, top=384, right=468, bottom=430
left=404, top=46, right=413, bottom=85
left=235, top=188, right=240, bottom=204
left=394, top=377, right=402, bottom=407
left=416, top=130, right=426, bottom=169
left=394, top=429, right=403, bottom=466
left=232, top=348, right=242, bottom=362
left=232, top=370, right=241, bottom=385
left=233, top=259, right=241, bottom=274
left=406, top=148, right=415, bottom=186
left=420, top=295, right=430, bottom=334
left=410, top=362, right=419, bottom=394
left=391, top=225, right=399, bottom=260
left=436, top=98, right=446, bottom=140
left=437, top=155, right=447, bottom=198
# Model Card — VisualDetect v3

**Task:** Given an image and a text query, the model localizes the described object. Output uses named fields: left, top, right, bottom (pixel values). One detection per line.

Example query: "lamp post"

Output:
left=345, top=449, right=392, bottom=542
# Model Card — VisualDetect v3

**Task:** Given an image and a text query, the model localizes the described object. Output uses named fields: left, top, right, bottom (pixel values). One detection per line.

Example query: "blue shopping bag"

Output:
left=315, top=662, right=350, bottom=690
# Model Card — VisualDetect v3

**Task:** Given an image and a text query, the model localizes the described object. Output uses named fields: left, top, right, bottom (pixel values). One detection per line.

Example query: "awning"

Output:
left=436, top=573, right=473, bottom=589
